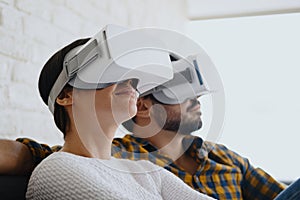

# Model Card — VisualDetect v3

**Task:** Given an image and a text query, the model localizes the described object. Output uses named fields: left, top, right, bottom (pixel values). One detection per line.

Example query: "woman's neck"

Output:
left=62, top=122, right=118, bottom=160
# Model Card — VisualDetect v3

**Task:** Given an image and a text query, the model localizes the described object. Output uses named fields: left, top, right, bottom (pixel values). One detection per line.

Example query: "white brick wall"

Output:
left=0, top=0, right=188, bottom=146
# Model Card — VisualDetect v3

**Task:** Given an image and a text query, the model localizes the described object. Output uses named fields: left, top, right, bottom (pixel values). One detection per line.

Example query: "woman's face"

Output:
left=72, top=79, right=139, bottom=127
left=110, top=79, right=139, bottom=122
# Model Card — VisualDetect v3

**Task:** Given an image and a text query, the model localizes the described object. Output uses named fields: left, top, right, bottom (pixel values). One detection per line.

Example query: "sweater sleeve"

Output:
left=160, top=169, right=215, bottom=200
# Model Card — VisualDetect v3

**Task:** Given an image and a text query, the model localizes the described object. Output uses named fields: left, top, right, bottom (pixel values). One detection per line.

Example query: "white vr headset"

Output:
left=141, top=54, right=211, bottom=104
left=48, top=24, right=217, bottom=114
left=47, top=25, right=174, bottom=113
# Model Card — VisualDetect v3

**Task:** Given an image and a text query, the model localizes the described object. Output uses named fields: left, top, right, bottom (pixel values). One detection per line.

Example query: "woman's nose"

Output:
left=125, top=79, right=140, bottom=97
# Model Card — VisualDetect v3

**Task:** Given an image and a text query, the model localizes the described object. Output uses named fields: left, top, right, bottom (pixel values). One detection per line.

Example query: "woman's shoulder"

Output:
left=106, top=158, right=163, bottom=174
left=31, top=152, right=89, bottom=180
left=36, top=152, right=80, bottom=166
left=26, top=153, right=115, bottom=199
left=135, top=159, right=162, bottom=171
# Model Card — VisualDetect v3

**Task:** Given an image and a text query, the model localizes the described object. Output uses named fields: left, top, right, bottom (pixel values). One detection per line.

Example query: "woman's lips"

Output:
left=115, top=90, right=137, bottom=98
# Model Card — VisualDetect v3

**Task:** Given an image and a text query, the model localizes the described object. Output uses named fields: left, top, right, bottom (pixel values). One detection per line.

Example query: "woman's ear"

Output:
left=136, top=97, right=152, bottom=118
left=56, top=88, right=73, bottom=106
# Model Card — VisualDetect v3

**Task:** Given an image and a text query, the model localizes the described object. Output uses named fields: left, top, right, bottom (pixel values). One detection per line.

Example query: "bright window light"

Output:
left=187, top=13, right=300, bottom=182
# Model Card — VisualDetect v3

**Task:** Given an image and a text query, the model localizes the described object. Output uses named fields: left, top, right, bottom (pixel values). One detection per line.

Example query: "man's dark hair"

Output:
left=38, top=38, right=90, bottom=135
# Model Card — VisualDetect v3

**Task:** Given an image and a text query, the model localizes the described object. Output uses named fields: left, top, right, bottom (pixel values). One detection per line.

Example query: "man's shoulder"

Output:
left=203, top=140, right=229, bottom=152
left=202, top=140, right=249, bottom=168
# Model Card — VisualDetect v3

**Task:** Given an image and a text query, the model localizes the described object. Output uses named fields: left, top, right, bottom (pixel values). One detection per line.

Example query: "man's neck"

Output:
left=133, top=127, right=199, bottom=175
left=147, top=131, right=200, bottom=175
left=143, top=130, right=187, bottom=161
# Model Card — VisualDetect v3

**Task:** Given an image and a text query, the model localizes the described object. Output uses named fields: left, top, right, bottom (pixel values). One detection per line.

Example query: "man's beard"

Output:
left=164, top=114, right=202, bottom=135
left=152, top=106, right=202, bottom=135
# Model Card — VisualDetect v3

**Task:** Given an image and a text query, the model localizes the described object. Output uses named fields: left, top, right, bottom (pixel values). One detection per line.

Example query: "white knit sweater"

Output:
left=26, top=152, right=214, bottom=200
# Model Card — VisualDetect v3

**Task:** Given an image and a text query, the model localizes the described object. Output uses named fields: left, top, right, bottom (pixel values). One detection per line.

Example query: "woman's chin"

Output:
left=113, top=108, right=137, bottom=124
left=128, top=106, right=137, bottom=119
left=111, top=98, right=137, bottom=123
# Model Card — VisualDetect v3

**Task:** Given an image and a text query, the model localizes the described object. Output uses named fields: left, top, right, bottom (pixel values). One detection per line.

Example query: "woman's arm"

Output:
left=0, top=139, right=34, bottom=175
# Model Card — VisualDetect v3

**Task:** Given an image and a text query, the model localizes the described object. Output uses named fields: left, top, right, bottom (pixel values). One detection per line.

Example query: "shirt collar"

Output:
left=128, top=134, right=204, bottom=153
left=182, top=135, right=203, bottom=151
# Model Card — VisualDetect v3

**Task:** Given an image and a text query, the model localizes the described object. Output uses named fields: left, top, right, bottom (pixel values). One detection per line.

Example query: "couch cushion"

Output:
left=0, top=175, right=29, bottom=200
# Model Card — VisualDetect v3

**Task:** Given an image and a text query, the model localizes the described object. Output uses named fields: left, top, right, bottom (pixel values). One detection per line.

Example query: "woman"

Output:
left=26, top=30, right=214, bottom=199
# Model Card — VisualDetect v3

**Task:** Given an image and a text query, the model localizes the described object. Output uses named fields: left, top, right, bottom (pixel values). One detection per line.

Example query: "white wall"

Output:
left=187, top=13, right=300, bottom=181
left=0, top=0, right=187, bottom=146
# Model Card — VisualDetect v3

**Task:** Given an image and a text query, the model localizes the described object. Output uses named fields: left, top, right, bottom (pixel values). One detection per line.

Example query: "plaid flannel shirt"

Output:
left=17, top=135, right=285, bottom=200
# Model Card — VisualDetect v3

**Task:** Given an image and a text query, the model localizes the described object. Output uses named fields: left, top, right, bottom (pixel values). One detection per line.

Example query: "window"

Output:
left=187, top=13, right=300, bottom=181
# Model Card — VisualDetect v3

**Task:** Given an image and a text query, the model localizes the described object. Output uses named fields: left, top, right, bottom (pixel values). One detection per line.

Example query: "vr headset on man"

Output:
left=47, top=24, right=214, bottom=114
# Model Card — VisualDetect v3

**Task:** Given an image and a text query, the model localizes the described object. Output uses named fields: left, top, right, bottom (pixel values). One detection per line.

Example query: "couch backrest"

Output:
left=0, top=175, right=29, bottom=200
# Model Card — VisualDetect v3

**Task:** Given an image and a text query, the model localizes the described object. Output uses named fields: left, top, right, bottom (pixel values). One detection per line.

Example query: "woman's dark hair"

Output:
left=38, top=38, right=90, bottom=135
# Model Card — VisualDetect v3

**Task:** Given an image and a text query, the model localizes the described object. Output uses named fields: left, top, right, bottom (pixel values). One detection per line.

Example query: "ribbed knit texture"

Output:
left=26, top=152, right=214, bottom=200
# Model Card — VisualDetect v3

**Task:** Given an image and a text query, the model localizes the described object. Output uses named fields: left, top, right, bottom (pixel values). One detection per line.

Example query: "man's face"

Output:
left=152, top=98, right=202, bottom=135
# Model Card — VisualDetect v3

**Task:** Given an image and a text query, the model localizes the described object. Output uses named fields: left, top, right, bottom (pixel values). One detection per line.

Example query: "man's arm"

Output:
left=214, top=143, right=286, bottom=199
left=242, top=162, right=286, bottom=200
left=0, top=139, right=34, bottom=175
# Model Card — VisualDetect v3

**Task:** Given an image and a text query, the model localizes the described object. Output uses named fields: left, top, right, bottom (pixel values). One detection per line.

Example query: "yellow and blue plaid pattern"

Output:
left=17, top=135, right=285, bottom=200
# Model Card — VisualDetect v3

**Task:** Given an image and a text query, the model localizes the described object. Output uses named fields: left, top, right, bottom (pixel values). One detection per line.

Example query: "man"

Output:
left=0, top=55, right=285, bottom=200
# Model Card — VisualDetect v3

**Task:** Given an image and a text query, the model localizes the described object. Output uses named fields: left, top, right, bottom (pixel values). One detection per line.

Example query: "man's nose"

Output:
left=190, top=98, right=200, bottom=104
